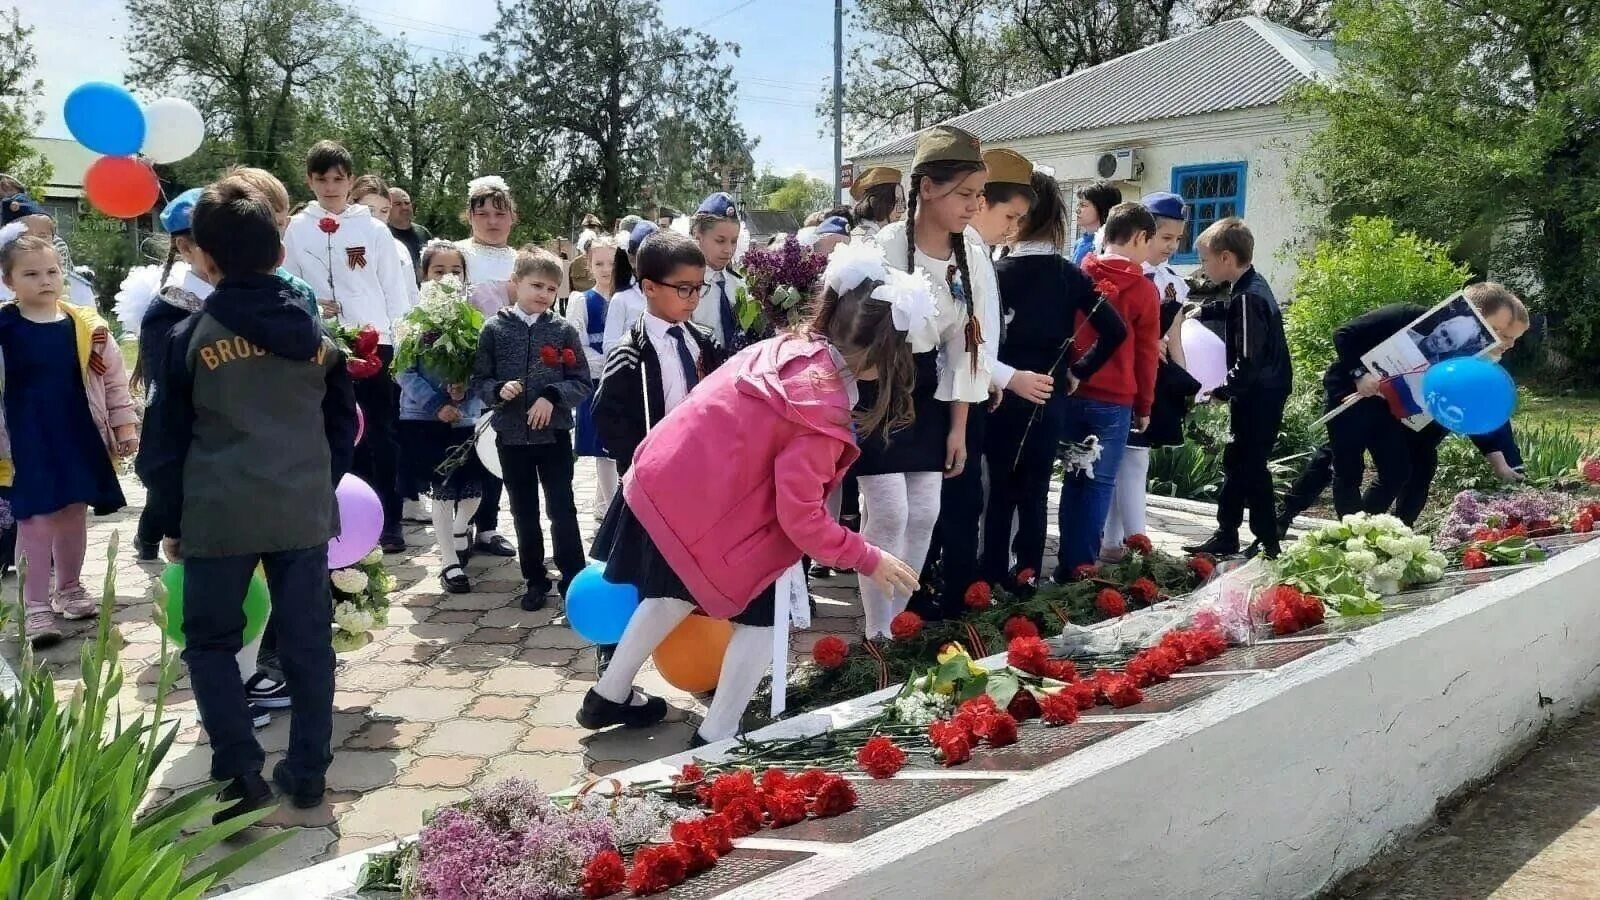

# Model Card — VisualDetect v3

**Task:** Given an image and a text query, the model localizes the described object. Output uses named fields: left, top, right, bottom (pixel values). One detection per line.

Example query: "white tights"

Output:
left=1102, top=446, right=1150, bottom=553
left=856, top=472, right=943, bottom=638
left=594, top=458, right=618, bottom=517
left=594, top=596, right=773, bottom=743
left=432, top=496, right=484, bottom=568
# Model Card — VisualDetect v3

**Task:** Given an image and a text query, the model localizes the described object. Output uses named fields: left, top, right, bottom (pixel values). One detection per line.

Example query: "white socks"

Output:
left=596, top=596, right=693, bottom=705
left=433, top=498, right=484, bottom=568
left=856, top=472, right=943, bottom=638
left=697, top=624, right=771, bottom=742
left=595, top=458, right=619, bottom=517
left=1103, top=447, right=1150, bottom=553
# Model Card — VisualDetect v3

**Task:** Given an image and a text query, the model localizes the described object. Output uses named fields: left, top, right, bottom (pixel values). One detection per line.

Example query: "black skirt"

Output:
left=852, top=349, right=949, bottom=476
left=397, top=420, right=486, bottom=502
left=591, top=494, right=777, bottom=628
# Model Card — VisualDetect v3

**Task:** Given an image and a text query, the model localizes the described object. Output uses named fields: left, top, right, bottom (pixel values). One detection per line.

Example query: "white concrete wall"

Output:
left=853, top=106, right=1326, bottom=299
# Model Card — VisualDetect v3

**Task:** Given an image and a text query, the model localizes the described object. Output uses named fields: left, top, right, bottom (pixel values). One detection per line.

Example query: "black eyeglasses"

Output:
left=646, top=278, right=699, bottom=300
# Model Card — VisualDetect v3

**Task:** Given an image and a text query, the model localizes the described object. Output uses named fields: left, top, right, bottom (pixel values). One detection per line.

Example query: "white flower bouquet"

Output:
left=1274, top=513, right=1449, bottom=610
left=331, top=546, right=394, bottom=651
left=392, top=274, right=485, bottom=384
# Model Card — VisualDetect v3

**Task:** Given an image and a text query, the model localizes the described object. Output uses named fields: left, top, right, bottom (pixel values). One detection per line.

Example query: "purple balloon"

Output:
left=328, top=473, right=383, bottom=569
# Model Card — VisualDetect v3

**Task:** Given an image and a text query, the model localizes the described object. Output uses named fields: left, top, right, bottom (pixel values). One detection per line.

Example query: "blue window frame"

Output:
left=1170, top=162, right=1247, bottom=264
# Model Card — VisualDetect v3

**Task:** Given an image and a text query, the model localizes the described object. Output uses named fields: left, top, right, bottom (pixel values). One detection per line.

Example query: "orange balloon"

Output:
left=651, top=613, right=733, bottom=693
left=84, top=156, right=160, bottom=219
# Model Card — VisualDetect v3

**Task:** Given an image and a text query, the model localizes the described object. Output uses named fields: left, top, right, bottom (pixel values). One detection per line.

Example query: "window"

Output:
left=1171, top=162, right=1247, bottom=264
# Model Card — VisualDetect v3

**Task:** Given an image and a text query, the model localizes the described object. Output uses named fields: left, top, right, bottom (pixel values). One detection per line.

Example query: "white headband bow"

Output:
left=822, top=241, right=940, bottom=353
left=0, top=221, right=25, bottom=251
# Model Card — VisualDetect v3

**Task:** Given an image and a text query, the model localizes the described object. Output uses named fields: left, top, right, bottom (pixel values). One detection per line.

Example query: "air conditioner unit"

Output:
left=1095, top=148, right=1144, bottom=182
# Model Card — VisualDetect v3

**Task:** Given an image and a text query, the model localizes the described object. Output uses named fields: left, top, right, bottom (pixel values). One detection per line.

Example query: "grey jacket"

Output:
left=470, top=308, right=592, bottom=446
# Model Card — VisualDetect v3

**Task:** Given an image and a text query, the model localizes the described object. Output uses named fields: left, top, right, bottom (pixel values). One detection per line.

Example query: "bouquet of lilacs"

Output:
left=736, top=236, right=828, bottom=336
left=330, top=547, right=393, bottom=652
left=1435, top=488, right=1576, bottom=547
left=1276, top=513, right=1448, bottom=602
left=393, top=275, right=486, bottom=385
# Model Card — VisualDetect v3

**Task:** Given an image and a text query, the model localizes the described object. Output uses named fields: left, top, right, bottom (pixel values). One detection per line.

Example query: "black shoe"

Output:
left=474, top=533, right=517, bottom=557
left=441, top=565, right=471, bottom=594
left=1183, top=532, right=1241, bottom=557
left=214, top=773, right=273, bottom=825
left=689, top=731, right=710, bottom=749
left=134, top=539, right=160, bottom=563
left=577, top=688, right=669, bottom=730
left=245, top=672, right=293, bottom=709
left=1259, top=543, right=1282, bottom=561
left=271, top=760, right=325, bottom=809
left=808, top=563, right=834, bottom=579
left=1243, top=539, right=1261, bottom=559
left=380, top=530, right=407, bottom=554
left=518, top=586, right=550, bottom=612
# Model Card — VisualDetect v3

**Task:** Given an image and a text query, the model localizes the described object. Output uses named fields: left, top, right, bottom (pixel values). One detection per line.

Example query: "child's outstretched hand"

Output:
left=868, top=551, right=920, bottom=596
left=527, top=397, right=554, bottom=429
left=113, top=424, right=139, bottom=457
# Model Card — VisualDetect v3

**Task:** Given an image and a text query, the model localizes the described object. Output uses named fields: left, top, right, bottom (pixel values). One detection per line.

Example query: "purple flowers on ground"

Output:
left=1437, top=488, right=1573, bottom=546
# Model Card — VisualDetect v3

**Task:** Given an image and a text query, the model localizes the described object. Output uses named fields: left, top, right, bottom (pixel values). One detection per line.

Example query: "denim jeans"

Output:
left=183, top=545, right=334, bottom=789
left=1055, top=397, right=1132, bottom=572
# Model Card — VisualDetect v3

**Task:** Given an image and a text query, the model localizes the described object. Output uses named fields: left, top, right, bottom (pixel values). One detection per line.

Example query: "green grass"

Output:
left=1514, top=386, right=1600, bottom=441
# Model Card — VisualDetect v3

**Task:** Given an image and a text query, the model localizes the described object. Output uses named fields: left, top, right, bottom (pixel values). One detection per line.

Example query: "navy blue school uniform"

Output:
left=572, top=288, right=610, bottom=458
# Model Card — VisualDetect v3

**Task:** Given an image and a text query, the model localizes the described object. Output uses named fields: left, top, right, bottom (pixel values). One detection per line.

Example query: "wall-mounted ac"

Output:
left=1095, top=148, right=1144, bottom=182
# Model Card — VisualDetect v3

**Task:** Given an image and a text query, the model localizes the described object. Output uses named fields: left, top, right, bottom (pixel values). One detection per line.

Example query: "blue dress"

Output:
left=0, top=314, right=125, bottom=520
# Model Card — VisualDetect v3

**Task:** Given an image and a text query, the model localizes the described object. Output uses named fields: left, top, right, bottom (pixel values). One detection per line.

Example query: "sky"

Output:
left=22, top=0, right=840, bottom=180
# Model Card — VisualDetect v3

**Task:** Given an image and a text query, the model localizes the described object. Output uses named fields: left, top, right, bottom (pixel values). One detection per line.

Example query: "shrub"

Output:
left=1285, top=216, right=1470, bottom=384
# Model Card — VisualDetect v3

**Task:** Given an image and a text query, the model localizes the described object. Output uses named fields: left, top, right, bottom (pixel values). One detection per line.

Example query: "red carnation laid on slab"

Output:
left=627, top=844, right=689, bottom=895
left=812, top=635, right=848, bottom=669
left=1003, top=616, right=1040, bottom=642
left=1124, top=533, right=1154, bottom=555
left=1096, top=588, right=1128, bottom=618
left=1462, top=548, right=1490, bottom=569
left=1039, top=690, right=1080, bottom=725
left=581, top=850, right=627, bottom=898
left=889, top=611, right=923, bottom=641
left=810, top=775, right=858, bottom=817
left=963, top=581, right=993, bottom=610
left=856, top=735, right=908, bottom=779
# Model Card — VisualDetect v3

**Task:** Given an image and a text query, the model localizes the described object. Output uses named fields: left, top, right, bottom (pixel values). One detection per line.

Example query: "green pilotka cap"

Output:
left=913, top=124, right=982, bottom=172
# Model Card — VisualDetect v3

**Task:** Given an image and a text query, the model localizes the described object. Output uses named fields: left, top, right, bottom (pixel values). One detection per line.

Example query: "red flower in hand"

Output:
left=539, top=345, right=560, bottom=366
left=857, top=735, right=907, bottom=778
left=1003, top=616, right=1040, bottom=642
left=1072, top=563, right=1099, bottom=581
left=628, top=844, right=689, bottom=895
left=318, top=216, right=339, bottom=235
left=812, top=635, right=848, bottom=669
left=1096, top=588, right=1128, bottom=618
left=1124, top=534, right=1154, bottom=555
left=1462, top=548, right=1490, bottom=569
left=766, top=789, right=810, bottom=827
left=581, top=849, right=627, bottom=898
left=889, top=611, right=923, bottom=641
left=1007, top=636, right=1052, bottom=676
left=1092, top=278, right=1122, bottom=301
left=963, top=581, right=992, bottom=610
left=1129, top=577, right=1159, bottom=604
left=1188, top=554, right=1216, bottom=580
left=562, top=347, right=579, bottom=367
left=935, top=732, right=972, bottom=766
left=352, top=325, right=380, bottom=358
left=811, top=775, right=857, bottom=817
left=1007, top=689, right=1042, bottom=722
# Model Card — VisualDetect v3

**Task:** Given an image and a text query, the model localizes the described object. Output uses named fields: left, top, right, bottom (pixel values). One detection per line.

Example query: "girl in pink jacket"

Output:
left=580, top=242, right=931, bottom=746
left=0, top=233, right=138, bottom=648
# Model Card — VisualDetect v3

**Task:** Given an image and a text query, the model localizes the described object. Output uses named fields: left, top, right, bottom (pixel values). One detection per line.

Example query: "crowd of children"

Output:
left=0, top=119, right=1533, bottom=817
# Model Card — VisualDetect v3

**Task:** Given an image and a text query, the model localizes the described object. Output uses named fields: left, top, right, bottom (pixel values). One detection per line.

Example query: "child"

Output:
left=1102, top=192, right=1202, bottom=558
left=984, top=172, right=1128, bottom=585
left=226, top=166, right=320, bottom=317
left=137, top=175, right=358, bottom=821
left=600, top=220, right=659, bottom=354
left=850, top=166, right=904, bottom=241
left=859, top=124, right=993, bottom=636
left=690, top=192, right=746, bottom=349
left=351, top=174, right=422, bottom=307
left=1055, top=202, right=1162, bottom=579
left=565, top=236, right=620, bottom=520
left=470, top=248, right=591, bottom=611
left=283, top=141, right=412, bottom=554
left=1183, top=217, right=1293, bottom=559
left=581, top=240, right=925, bottom=745
left=1072, top=180, right=1122, bottom=265
left=0, top=233, right=137, bottom=648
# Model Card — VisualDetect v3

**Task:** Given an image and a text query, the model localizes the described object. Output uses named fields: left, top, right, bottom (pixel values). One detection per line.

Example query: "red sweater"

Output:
left=1076, top=254, right=1161, bottom=417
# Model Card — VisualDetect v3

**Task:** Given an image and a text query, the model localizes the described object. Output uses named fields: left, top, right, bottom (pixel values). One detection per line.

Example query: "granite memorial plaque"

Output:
left=767, top=778, right=1000, bottom=843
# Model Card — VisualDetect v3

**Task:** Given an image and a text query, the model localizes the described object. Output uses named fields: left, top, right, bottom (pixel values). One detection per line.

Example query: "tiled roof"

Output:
left=852, top=16, right=1337, bottom=159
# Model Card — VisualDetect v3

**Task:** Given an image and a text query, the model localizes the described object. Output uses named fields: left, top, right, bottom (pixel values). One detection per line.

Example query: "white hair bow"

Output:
left=822, top=241, right=941, bottom=353
left=0, top=221, right=25, bottom=250
left=467, top=175, right=511, bottom=196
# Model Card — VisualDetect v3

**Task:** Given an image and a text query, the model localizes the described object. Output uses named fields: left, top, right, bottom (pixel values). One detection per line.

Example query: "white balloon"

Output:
left=475, top=412, right=503, bottom=479
left=142, top=97, right=205, bottom=164
left=1180, top=318, right=1228, bottom=399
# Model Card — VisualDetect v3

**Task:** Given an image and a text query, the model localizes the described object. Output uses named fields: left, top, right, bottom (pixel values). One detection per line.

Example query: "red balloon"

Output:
left=84, top=156, right=160, bottom=219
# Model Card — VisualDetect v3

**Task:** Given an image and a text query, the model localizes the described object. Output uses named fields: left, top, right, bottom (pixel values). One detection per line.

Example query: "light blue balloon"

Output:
left=64, top=82, right=146, bottom=156
left=1422, top=357, right=1516, bottom=436
left=565, top=562, right=640, bottom=644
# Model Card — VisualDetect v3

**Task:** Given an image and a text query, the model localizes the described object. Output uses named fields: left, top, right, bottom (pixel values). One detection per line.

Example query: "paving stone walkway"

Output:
left=0, top=465, right=1223, bottom=891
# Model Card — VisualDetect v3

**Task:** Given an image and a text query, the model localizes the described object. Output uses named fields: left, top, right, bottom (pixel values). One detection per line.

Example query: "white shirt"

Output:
left=964, top=226, right=1015, bottom=392
left=566, top=288, right=609, bottom=377
left=455, top=238, right=517, bottom=286
left=1143, top=260, right=1191, bottom=307
left=695, top=267, right=745, bottom=346
left=873, top=221, right=995, bottom=403
left=602, top=284, right=647, bottom=354
left=283, top=202, right=411, bottom=343
left=643, top=311, right=700, bottom=414
left=508, top=305, right=546, bottom=326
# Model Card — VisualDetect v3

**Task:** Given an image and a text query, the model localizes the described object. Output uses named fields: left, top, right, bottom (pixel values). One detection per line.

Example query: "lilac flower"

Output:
left=741, top=236, right=828, bottom=330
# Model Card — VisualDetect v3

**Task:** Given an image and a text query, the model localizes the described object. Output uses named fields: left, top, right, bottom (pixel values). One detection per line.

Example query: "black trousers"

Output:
left=982, top=394, right=1062, bottom=583
left=475, top=476, right=503, bottom=534
left=352, top=346, right=402, bottom=536
left=1328, top=398, right=1412, bottom=517
left=500, top=434, right=585, bottom=590
left=1217, top=392, right=1288, bottom=544
left=183, top=546, right=334, bottom=787
left=922, top=403, right=988, bottom=616
left=1279, top=443, right=1332, bottom=531
left=1363, top=424, right=1447, bottom=526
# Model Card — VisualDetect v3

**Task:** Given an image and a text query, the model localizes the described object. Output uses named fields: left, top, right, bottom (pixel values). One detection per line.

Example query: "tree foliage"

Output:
left=758, top=170, right=834, bottom=219
left=0, top=9, right=51, bottom=193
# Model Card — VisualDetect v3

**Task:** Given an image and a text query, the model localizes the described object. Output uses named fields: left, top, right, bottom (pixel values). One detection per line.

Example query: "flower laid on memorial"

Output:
left=1436, top=488, right=1581, bottom=547
left=1256, top=583, right=1326, bottom=636
left=331, top=547, right=393, bottom=652
left=392, top=274, right=486, bottom=385
left=812, top=635, right=849, bottom=669
left=1276, top=513, right=1447, bottom=603
left=1581, top=456, right=1600, bottom=484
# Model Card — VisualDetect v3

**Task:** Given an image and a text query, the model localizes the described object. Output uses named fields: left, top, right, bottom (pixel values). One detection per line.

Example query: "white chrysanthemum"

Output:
left=873, top=267, right=942, bottom=354
left=1345, top=550, right=1379, bottom=573
left=1345, top=537, right=1368, bottom=554
left=1418, top=563, right=1444, bottom=583
left=331, top=568, right=370, bottom=595
left=1369, top=514, right=1406, bottom=534
left=333, top=602, right=375, bottom=636
left=361, top=547, right=385, bottom=567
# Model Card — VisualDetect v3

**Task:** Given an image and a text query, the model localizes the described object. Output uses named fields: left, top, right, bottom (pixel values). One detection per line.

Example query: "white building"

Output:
left=847, top=16, right=1337, bottom=296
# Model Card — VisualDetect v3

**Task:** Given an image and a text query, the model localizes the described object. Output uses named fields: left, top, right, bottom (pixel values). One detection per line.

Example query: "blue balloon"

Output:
left=64, top=82, right=146, bottom=156
left=565, top=562, right=639, bottom=644
left=1421, top=357, right=1516, bottom=435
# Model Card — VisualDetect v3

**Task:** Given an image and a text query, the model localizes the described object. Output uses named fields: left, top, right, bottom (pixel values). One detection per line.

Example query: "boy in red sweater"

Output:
left=1054, top=203, right=1161, bottom=581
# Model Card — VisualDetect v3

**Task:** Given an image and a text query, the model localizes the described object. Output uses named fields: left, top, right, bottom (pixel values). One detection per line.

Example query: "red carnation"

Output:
left=1096, top=588, right=1128, bottom=618
left=1039, top=691, right=1080, bottom=725
left=707, top=770, right=758, bottom=812
left=1065, top=681, right=1099, bottom=710
left=1270, top=603, right=1302, bottom=636
left=673, top=763, right=704, bottom=786
left=317, top=216, right=339, bottom=235
left=671, top=823, right=720, bottom=875
left=1092, top=278, right=1122, bottom=301
left=673, top=814, right=734, bottom=856
left=811, top=775, right=858, bottom=817
left=935, top=733, right=972, bottom=766
left=539, top=345, right=560, bottom=366
left=1574, top=513, right=1595, bottom=534
left=792, top=768, right=830, bottom=796
left=1129, top=577, right=1159, bottom=604
left=889, top=611, right=923, bottom=641
left=353, top=325, right=380, bottom=357
left=1072, top=563, right=1099, bottom=581
left=1124, top=533, right=1154, bottom=555
left=626, top=844, right=689, bottom=895
left=346, top=354, right=382, bottom=379
left=721, top=795, right=766, bottom=837
left=1125, top=655, right=1158, bottom=688
left=766, top=789, right=810, bottom=827
left=1189, top=554, right=1216, bottom=580
left=958, top=695, right=998, bottom=717
left=1145, top=645, right=1183, bottom=679
left=1291, top=593, right=1325, bottom=629
left=1016, top=567, right=1037, bottom=587
left=1042, top=658, right=1080, bottom=683
left=963, top=581, right=993, bottom=610
left=581, top=849, right=627, bottom=898
left=1003, top=616, right=1040, bottom=642
left=1007, top=689, right=1042, bottom=722
left=1007, top=635, right=1052, bottom=675
left=562, top=347, right=579, bottom=367
left=760, top=768, right=792, bottom=795
left=812, top=635, right=848, bottom=669
left=929, top=718, right=973, bottom=745
left=1097, top=673, right=1144, bottom=708
left=978, top=711, right=1020, bottom=747
left=1581, top=457, right=1600, bottom=484
left=857, top=735, right=908, bottom=779
left=1462, top=548, right=1490, bottom=569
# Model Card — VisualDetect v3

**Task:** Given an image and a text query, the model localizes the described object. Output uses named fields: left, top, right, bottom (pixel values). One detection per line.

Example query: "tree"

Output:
left=479, top=0, right=754, bottom=229
left=1001, top=0, right=1186, bottom=84
left=761, top=171, right=834, bottom=220
left=0, top=10, right=51, bottom=193
left=1296, top=0, right=1600, bottom=365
